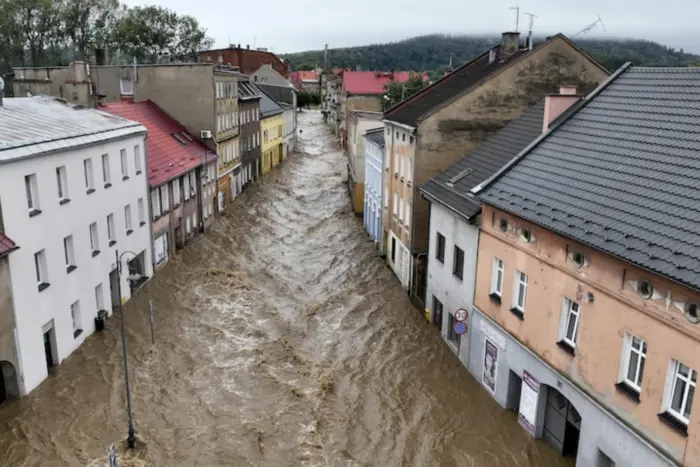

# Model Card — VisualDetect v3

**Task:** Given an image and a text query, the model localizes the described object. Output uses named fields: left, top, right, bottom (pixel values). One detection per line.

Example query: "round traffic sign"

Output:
left=455, top=308, right=468, bottom=322
left=454, top=321, right=467, bottom=336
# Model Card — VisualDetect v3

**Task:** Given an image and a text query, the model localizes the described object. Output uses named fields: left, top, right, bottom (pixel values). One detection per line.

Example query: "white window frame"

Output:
left=663, top=360, right=697, bottom=425
left=70, top=300, right=82, bottom=335
left=398, top=198, right=404, bottom=222
left=186, top=216, right=191, bottom=234
left=64, top=235, right=76, bottom=269
left=138, top=197, right=145, bottom=225
left=25, top=174, right=39, bottom=211
left=172, top=180, right=181, bottom=206
left=559, top=297, right=581, bottom=347
left=124, top=204, right=133, bottom=232
left=384, top=187, right=388, bottom=208
left=134, top=145, right=142, bottom=173
left=84, top=158, right=94, bottom=190
left=619, top=334, right=647, bottom=392
left=160, top=185, right=169, bottom=212
left=89, top=222, right=99, bottom=253
left=512, top=270, right=527, bottom=312
left=34, top=249, right=48, bottom=285
left=120, top=149, right=128, bottom=178
left=107, top=213, right=115, bottom=243
left=119, top=77, right=133, bottom=95
left=491, top=258, right=504, bottom=296
left=151, top=190, right=161, bottom=219
left=101, top=154, right=111, bottom=185
left=393, top=193, right=398, bottom=217
left=95, top=283, right=104, bottom=311
left=56, top=166, right=68, bottom=201
left=405, top=201, right=411, bottom=227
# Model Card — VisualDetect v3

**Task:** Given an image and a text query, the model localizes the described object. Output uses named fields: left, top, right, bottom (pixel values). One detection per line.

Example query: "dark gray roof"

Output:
left=420, top=100, right=545, bottom=219
left=365, top=128, right=385, bottom=148
left=251, top=83, right=283, bottom=117
left=478, top=65, right=700, bottom=291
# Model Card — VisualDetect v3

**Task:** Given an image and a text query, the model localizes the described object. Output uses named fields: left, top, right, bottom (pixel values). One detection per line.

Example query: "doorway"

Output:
left=0, top=361, right=20, bottom=403
left=42, top=322, right=57, bottom=372
left=109, top=268, right=120, bottom=310
left=543, top=386, right=581, bottom=459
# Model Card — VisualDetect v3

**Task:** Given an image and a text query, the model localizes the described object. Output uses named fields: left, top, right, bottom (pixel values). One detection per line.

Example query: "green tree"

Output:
left=382, top=73, right=427, bottom=111
left=62, top=0, right=120, bottom=59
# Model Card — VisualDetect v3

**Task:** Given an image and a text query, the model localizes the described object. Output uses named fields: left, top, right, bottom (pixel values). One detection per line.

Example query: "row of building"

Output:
left=329, top=31, right=700, bottom=467
left=0, top=46, right=300, bottom=402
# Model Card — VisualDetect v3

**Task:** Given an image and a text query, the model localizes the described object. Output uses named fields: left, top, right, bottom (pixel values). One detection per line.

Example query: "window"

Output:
left=402, top=133, right=406, bottom=142
left=64, top=235, right=76, bottom=272
left=56, top=166, right=69, bottom=203
left=189, top=172, right=196, bottom=196
left=160, top=185, right=169, bottom=212
left=436, top=233, right=445, bottom=263
left=398, top=198, right=404, bottom=222
left=101, top=154, right=111, bottom=186
left=393, top=153, right=399, bottom=175
left=619, top=335, right=647, bottom=394
left=512, top=271, right=527, bottom=312
left=447, top=312, right=461, bottom=348
left=405, top=202, right=411, bottom=227
left=406, top=159, right=412, bottom=183
left=559, top=298, right=580, bottom=350
left=138, top=198, right=145, bottom=226
left=125, top=205, right=133, bottom=233
left=384, top=187, right=388, bottom=208
left=119, top=77, right=133, bottom=95
left=664, top=360, right=697, bottom=425
left=486, top=259, right=503, bottom=299
left=35, top=249, right=49, bottom=290
left=184, top=174, right=191, bottom=200
left=172, top=180, right=181, bottom=206
left=106, top=214, right=116, bottom=246
left=134, top=145, right=142, bottom=174
left=193, top=211, right=198, bottom=229
left=151, top=190, right=161, bottom=218
left=432, top=296, right=443, bottom=327
left=84, top=158, right=95, bottom=192
left=120, top=149, right=128, bottom=179
left=25, top=174, right=40, bottom=213
left=186, top=216, right=191, bottom=234
left=70, top=301, right=82, bottom=338
left=393, top=193, right=398, bottom=217
left=95, top=283, right=104, bottom=311
left=453, top=246, right=465, bottom=280
left=89, top=222, right=100, bottom=255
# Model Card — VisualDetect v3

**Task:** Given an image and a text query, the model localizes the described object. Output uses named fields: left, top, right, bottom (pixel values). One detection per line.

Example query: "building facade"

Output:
left=382, top=32, right=609, bottom=296
left=468, top=66, right=699, bottom=466
left=0, top=232, right=21, bottom=402
left=198, top=44, right=289, bottom=77
left=0, top=96, right=153, bottom=394
left=258, top=87, right=284, bottom=175
left=363, top=128, right=385, bottom=247
left=281, top=103, right=296, bottom=160
left=238, top=80, right=262, bottom=184
left=346, top=110, right=383, bottom=214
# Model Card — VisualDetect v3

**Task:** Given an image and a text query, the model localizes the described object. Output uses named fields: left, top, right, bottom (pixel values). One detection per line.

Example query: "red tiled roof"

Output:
left=101, top=101, right=215, bottom=187
left=343, top=71, right=429, bottom=95
left=0, top=234, right=17, bottom=257
left=297, top=71, right=318, bottom=81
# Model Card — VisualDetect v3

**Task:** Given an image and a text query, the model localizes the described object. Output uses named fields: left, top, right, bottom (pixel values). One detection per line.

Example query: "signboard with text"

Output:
left=518, top=371, right=539, bottom=436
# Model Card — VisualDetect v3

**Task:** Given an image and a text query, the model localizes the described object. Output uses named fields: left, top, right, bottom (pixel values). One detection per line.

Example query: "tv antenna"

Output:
left=573, top=14, right=606, bottom=37
left=524, top=12, right=537, bottom=49
left=510, top=6, right=520, bottom=32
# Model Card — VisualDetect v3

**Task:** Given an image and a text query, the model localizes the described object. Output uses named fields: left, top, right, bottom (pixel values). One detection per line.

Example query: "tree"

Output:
left=382, top=73, right=427, bottom=111
left=62, top=0, right=120, bottom=59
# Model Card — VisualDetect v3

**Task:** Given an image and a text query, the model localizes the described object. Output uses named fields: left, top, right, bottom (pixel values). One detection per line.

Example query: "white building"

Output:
left=363, top=128, right=385, bottom=246
left=281, top=103, right=296, bottom=158
left=0, top=96, right=153, bottom=394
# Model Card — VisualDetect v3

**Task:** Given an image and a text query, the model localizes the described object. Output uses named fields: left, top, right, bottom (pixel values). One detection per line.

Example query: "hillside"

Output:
left=281, top=34, right=700, bottom=73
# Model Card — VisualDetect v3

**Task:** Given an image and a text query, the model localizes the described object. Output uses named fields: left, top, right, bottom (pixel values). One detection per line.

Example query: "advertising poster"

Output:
left=518, top=370, right=539, bottom=436
left=482, top=339, right=498, bottom=394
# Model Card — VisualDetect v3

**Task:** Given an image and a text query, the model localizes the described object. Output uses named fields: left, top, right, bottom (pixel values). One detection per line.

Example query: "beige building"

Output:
left=346, top=110, right=383, bottom=214
left=0, top=230, right=20, bottom=402
left=381, top=32, right=609, bottom=293
left=469, top=65, right=700, bottom=466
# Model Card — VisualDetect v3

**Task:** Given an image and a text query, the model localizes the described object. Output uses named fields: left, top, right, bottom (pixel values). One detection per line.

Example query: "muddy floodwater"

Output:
left=0, top=111, right=572, bottom=467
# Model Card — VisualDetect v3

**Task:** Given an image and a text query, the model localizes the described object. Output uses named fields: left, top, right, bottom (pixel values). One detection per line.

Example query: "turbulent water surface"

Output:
left=0, top=111, right=572, bottom=467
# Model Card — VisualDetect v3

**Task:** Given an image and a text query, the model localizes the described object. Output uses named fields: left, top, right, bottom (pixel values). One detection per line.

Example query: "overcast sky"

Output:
left=125, top=0, right=700, bottom=54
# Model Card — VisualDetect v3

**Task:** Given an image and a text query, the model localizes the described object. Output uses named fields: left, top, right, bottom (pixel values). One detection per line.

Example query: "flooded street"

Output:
left=0, top=111, right=570, bottom=467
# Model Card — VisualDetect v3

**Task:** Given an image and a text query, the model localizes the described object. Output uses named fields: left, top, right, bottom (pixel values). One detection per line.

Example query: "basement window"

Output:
left=637, top=280, right=653, bottom=299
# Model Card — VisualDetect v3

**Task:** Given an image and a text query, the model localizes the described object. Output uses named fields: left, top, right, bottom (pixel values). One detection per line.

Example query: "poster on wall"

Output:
left=155, top=233, right=168, bottom=266
left=518, top=370, right=539, bottom=436
left=482, top=339, right=499, bottom=394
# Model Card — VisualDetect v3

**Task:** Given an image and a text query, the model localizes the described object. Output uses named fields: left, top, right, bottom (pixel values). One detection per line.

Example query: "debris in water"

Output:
left=86, top=437, right=148, bottom=467
left=319, top=373, right=334, bottom=395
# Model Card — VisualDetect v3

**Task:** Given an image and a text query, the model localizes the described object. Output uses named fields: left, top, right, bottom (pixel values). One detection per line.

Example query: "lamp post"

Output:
left=115, top=249, right=143, bottom=449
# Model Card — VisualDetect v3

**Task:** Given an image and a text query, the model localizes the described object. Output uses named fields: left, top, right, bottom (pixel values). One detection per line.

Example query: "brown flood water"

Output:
left=0, top=111, right=572, bottom=467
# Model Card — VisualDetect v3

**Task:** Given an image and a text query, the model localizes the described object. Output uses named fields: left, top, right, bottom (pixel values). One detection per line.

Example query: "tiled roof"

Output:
left=102, top=101, right=214, bottom=188
left=365, top=128, right=385, bottom=148
left=421, top=100, right=545, bottom=219
left=0, top=96, right=145, bottom=164
left=477, top=65, right=700, bottom=291
left=251, top=83, right=283, bottom=117
left=0, top=234, right=17, bottom=257
left=343, top=71, right=429, bottom=95
left=198, top=47, right=289, bottom=77
left=297, top=71, right=318, bottom=81
left=384, top=39, right=550, bottom=127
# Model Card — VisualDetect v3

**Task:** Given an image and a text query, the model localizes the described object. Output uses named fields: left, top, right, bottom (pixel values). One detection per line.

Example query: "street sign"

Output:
left=454, top=321, right=467, bottom=336
left=455, top=308, right=468, bottom=322
left=108, top=444, right=117, bottom=467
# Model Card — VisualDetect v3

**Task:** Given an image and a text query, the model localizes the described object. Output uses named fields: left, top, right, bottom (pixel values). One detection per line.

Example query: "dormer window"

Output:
left=521, top=229, right=533, bottom=242
left=637, top=280, right=653, bottom=299
left=685, top=302, right=700, bottom=324
left=573, top=252, right=585, bottom=268
left=499, top=218, right=508, bottom=232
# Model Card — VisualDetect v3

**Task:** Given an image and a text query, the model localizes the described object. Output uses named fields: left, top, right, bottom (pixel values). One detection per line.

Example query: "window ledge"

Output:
left=122, top=175, right=129, bottom=181
left=173, top=203, right=181, bottom=209
left=59, top=198, right=71, bottom=205
left=615, top=382, right=641, bottom=403
left=66, top=265, right=77, bottom=274
left=509, top=307, right=524, bottom=320
left=489, top=293, right=502, bottom=304
left=29, top=209, right=42, bottom=217
left=73, top=329, right=83, bottom=339
left=140, top=221, right=146, bottom=227
left=658, top=411, right=688, bottom=437
left=38, top=282, right=50, bottom=292
left=109, top=240, right=117, bottom=247
left=104, top=183, right=112, bottom=189
left=153, top=215, right=161, bottom=221
left=556, top=340, right=576, bottom=356
left=126, top=229, right=133, bottom=236
left=452, top=274, right=463, bottom=282
left=86, top=188, right=96, bottom=195
left=92, top=250, right=101, bottom=257
left=136, top=170, right=142, bottom=175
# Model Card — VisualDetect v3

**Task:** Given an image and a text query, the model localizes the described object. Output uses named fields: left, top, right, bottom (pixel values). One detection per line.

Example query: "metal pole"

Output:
left=148, top=300, right=155, bottom=346
left=116, top=249, right=136, bottom=449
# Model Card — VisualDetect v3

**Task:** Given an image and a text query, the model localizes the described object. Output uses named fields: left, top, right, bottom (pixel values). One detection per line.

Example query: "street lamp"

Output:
left=115, top=249, right=143, bottom=449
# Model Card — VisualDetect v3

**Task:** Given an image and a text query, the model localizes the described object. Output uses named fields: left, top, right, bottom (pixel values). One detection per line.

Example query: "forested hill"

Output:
left=281, top=35, right=700, bottom=74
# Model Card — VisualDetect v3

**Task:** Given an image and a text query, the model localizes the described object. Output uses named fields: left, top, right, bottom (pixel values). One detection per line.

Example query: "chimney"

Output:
left=71, top=61, right=87, bottom=82
left=500, top=32, right=520, bottom=61
left=542, top=85, right=582, bottom=132
left=246, top=44, right=250, bottom=50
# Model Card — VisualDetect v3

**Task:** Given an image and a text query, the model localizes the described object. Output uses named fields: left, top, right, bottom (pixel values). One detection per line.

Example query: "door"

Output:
left=109, top=268, right=120, bottom=310
left=43, top=325, right=57, bottom=371
left=391, top=237, right=396, bottom=263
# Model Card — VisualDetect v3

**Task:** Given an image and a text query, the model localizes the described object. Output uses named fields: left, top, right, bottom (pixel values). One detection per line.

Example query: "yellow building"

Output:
left=258, top=88, right=284, bottom=176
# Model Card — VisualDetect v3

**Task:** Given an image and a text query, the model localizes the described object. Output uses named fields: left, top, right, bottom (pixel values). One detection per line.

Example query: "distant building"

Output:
left=280, top=102, right=296, bottom=159
left=237, top=80, right=263, bottom=186
left=290, top=71, right=320, bottom=93
left=256, top=85, right=284, bottom=175
left=251, top=64, right=295, bottom=88
left=198, top=44, right=290, bottom=77
left=0, top=96, right=153, bottom=395
left=363, top=128, right=385, bottom=248
left=346, top=110, right=383, bottom=214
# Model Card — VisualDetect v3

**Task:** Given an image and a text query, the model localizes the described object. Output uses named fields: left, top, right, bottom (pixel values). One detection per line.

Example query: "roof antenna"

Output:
left=573, top=13, right=607, bottom=37
left=509, top=6, right=520, bottom=32
left=524, top=12, right=537, bottom=50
